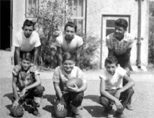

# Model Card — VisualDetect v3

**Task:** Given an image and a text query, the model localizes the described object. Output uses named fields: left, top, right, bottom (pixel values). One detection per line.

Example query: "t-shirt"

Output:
left=52, top=66, right=87, bottom=92
left=56, top=35, right=83, bottom=53
left=12, top=64, right=39, bottom=90
left=99, top=65, right=126, bottom=90
left=13, top=30, right=41, bottom=52
left=106, top=32, right=134, bottom=55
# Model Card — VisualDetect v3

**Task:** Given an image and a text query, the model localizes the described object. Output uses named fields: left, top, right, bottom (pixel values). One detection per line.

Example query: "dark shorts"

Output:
left=113, top=52, right=133, bottom=71
left=54, top=92, right=84, bottom=118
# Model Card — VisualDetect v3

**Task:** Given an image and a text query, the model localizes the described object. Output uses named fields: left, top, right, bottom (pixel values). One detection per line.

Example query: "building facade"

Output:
left=1, top=0, right=149, bottom=68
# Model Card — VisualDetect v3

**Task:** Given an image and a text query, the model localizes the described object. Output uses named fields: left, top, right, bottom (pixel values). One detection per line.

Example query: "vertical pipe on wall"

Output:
left=136, top=0, right=143, bottom=68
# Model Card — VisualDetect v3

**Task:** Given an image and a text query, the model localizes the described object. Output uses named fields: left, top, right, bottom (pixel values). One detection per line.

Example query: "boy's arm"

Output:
left=57, top=46, right=63, bottom=66
left=76, top=45, right=83, bottom=67
left=100, top=77, right=119, bottom=102
left=33, top=47, right=39, bottom=65
left=14, top=47, right=20, bottom=65
left=116, top=74, right=135, bottom=94
left=108, top=48, right=114, bottom=57
left=24, top=74, right=41, bottom=90
left=53, top=82, right=66, bottom=106
left=12, top=75, right=19, bottom=101
left=53, top=82, right=63, bottom=100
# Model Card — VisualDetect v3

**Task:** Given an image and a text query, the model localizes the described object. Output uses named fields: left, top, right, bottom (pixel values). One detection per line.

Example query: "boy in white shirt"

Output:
left=56, top=22, right=83, bottom=66
left=13, top=19, right=41, bottom=65
left=99, top=56, right=135, bottom=118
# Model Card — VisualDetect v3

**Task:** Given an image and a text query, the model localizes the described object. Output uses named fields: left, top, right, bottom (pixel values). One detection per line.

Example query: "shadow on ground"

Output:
left=83, top=95, right=106, bottom=117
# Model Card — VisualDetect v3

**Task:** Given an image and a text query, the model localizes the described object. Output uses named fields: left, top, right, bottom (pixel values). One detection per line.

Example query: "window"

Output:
left=102, top=16, right=130, bottom=37
left=25, top=0, right=39, bottom=18
left=69, top=0, right=86, bottom=34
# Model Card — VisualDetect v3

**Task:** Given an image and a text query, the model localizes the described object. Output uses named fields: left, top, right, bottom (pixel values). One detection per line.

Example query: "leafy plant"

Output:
left=27, top=0, right=100, bottom=70
left=148, top=1, right=154, bottom=65
left=80, top=34, right=100, bottom=70
left=27, top=0, right=73, bottom=68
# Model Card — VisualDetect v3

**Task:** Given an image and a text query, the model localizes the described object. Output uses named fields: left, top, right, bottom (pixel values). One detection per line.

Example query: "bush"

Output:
left=80, top=34, right=100, bottom=70
left=148, top=2, right=154, bottom=65
left=28, top=0, right=100, bottom=70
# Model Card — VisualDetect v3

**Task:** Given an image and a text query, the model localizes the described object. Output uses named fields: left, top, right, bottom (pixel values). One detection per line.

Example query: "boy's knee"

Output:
left=99, top=96, right=110, bottom=105
left=33, top=86, right=45, bottom=97
left=72, top=92, right=83, bottom=107
left=127, top=88, right=134, bottom=95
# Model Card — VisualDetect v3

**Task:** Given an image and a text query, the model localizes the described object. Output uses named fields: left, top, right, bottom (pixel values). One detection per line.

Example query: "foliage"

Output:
left=80, top=34, right=100, bottom=70
left=148, top=16, right=154, bottom=64
left=27, top=0, right=73, bottom=68
left=148, top=1, right=154, bottom=65
left=27, top=0, right=100, bottom=70
left=149, top=1, right=154, bottom=16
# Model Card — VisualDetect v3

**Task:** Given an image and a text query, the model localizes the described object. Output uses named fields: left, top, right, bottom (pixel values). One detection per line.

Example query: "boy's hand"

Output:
left=115, top=99, right=123, bottom=110
left=57, top=103, right=65, bottom=111
left=67, top=84, right=79, bottom=92
left=20, top=88, right=28, bottom=98
left=12, top=100, right=19, bottom=108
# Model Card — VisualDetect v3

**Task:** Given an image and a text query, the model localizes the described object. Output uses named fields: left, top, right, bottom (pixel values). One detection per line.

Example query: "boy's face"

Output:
left=63, top=60, right=75, bottom=73
left=105, top=63, right=117, bottom=75
left=65, top=26, right=75, bottom=43
left=21, top=59, right=31, bottom=71
left=23, top=25, right=33, bottom=38
left=114, top=25, right=125, bottom=41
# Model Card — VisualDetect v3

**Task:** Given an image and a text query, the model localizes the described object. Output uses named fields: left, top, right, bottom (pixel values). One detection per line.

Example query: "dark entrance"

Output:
left=0, top=0, right=12, bottom=50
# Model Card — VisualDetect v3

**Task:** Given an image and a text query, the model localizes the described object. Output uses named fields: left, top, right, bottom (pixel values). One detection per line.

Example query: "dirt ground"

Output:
left=0, top=50, right=154, bottom=118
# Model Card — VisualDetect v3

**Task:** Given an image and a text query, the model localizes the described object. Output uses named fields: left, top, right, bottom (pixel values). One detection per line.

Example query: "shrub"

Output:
left=148, top=2, right=154, bottom=65
left=80, top=34, right=100, bottom=70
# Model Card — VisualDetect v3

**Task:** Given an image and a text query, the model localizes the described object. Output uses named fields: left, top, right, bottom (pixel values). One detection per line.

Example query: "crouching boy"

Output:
left=99, top=56, right=135, bottom=118
left=11, top=53, right=44, bottom=117
left=52, top=52, right=87, bottom=118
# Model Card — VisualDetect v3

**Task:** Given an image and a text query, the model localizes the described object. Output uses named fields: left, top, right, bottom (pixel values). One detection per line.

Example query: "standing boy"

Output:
left=99, top=56, right=135, bottom=118
left=106, top=18, right=134, bottom=109
left=11, top=53, right=44, bottom=117
left=56, top=22, right=83, bottom=66
left=13, top=19, right=41, bottom=65
left=53, top=52, right=87, bottom=118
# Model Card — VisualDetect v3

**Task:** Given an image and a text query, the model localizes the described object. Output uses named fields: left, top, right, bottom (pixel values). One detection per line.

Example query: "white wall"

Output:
left=86, top=0, right=149, bottom=68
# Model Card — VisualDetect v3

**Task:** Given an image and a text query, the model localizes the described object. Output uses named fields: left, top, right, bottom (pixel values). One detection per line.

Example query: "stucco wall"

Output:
left=86, top=0, right=149, bottom=67
left=13, top=0, right=25, bottom=39
left=12, top=0, right=25, bottom=56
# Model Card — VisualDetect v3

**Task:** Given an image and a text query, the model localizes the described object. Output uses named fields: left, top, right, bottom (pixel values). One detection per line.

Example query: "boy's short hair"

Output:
left=22, top=19, right=35, bottom=30
left=62, top=52, right=75, bottom=62
left=64, top=22, right=77, bottom=33
left=21, top=52, right=32, bottom=62
left=115, top=18, right=128, bottom=30
left=105, top=56, right=118, bottom=66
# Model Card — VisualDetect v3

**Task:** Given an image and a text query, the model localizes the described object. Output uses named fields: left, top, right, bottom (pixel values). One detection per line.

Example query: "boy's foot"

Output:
left=126, top=104, right=133, bottom=110
left=114, top=111, right=126, bottom=118
left=32, top=108, right=41, bottom=117
left=74, top=114, right=82, bottom=118
left=31, top=101, right=41, bottom=117
left=107, top=109, right=114, bottom=118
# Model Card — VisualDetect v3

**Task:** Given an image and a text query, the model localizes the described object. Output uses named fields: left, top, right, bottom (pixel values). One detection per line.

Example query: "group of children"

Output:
left=11, top=52, right=134, bottom=118
left=11, top=18, right=135, bottom=118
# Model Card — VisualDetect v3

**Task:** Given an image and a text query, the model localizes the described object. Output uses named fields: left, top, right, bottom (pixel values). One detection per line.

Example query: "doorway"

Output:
left=0, top=0, right=12, bottom=50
